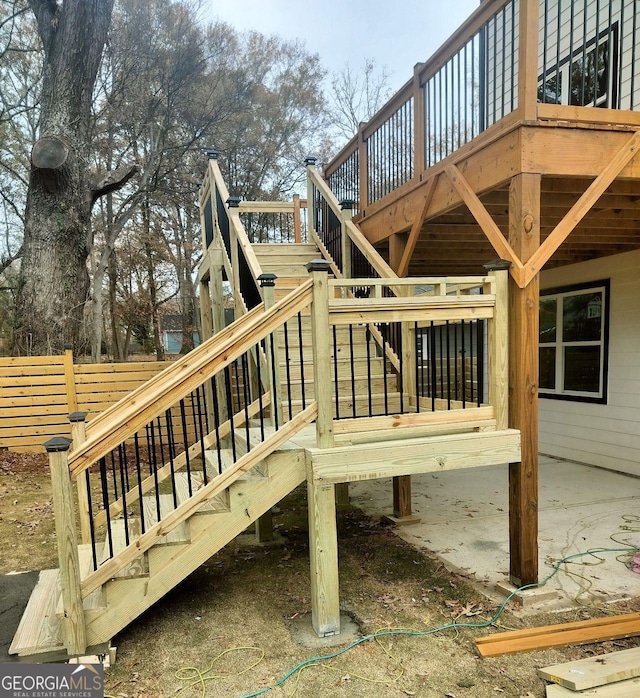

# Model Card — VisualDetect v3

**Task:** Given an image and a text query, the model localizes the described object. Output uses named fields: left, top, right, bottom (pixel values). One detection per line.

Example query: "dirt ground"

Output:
left=2, top=451, right=640, bottom=698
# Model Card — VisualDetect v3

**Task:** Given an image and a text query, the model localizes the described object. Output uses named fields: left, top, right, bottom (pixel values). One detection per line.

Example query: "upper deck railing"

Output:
left=324, top=0, right=640, bottom=212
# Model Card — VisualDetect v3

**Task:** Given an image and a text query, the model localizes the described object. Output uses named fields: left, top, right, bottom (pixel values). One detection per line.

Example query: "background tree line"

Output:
left=0, top=0, right=390, bottom=360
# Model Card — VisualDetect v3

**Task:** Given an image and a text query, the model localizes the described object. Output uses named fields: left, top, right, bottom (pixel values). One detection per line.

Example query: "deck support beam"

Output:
left=508, top=172, right=540, bottom=586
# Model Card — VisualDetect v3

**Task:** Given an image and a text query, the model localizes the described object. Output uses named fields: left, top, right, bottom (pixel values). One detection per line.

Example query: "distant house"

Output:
left=160, top=314, right=200, bottom=354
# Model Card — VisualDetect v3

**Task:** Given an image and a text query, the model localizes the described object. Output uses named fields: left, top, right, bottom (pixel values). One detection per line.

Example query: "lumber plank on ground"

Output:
left=539, top=646, right=640, bottom=691
left=476, top=613, right=640, bottom=657
left=546, top=677, right=640, bottom=697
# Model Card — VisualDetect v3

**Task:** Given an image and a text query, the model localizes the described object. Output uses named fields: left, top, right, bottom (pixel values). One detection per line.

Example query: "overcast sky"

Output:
left=202, top=0, right=481, bottom=92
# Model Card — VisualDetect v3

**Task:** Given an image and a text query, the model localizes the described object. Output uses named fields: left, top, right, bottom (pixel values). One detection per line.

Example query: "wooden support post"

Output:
left=339, top=199, right=353, bottom=282
left=293, top=194, right=302, bottom=243
left=305, top=157, right=317, bottom=240
left=388, top=236, right=417, bottom=524
left=508, top=172, right=541, bottom=586
left=357, top=123, right=369, bottom=214
left=306, top=259, right=340, bottom=636
left=228, top=196, right=242, bottom=319
left=44, top=436, right=86, bottom=656
left=308, top=480, right=340, bottom=636
left=69, top=412, right=91, bottom=546
left=307, top=260, right=334, bottom=450
left=518, top=0, right=540, bottom=121
left=199, top=278, right=213, bottom=343
left=413, top=62, right=426, bottom=175
left=485, top=265, right=510, bottom=431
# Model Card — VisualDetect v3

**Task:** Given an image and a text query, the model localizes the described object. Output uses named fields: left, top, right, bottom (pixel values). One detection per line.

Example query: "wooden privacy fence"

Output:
left=0, top=351, right=172, bottom=452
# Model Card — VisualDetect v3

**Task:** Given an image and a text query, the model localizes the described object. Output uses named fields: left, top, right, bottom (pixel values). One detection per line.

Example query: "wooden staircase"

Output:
left=252, top=242, right=403, bottom=418
left=10, top=161, right=521, bottom=659
left=10, top=432, right=308, bottom=659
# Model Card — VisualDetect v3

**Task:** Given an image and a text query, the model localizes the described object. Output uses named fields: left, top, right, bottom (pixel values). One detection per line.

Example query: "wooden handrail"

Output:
left=69, top=281, right=313, bottom=479
left=308, top=168, right=398, bottom=281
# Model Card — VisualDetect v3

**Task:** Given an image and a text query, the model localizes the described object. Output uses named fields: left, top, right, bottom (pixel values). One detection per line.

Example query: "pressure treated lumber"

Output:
left=538, top=646, right=640, bottom=691
left=546, top=677, right=640, bottom=697
left=476, top=613, right=640, bottom=657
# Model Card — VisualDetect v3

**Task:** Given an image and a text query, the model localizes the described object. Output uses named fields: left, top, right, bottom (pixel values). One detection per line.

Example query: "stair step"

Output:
left=142, top=494, right=190, bottom=546
left=54, top=545, right=107, bottom=618
left=9, top=569, right=64, bottom=656
left=281, top=356, right=385, bottom=379
left=174, top=470, right=230, bottom=513
left=205, top=447, right=267, bottom=481
left=100, top=518, right=150, bottom=578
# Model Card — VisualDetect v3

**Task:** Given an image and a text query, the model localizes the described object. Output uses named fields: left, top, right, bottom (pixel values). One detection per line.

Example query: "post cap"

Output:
left=258, top=273, right=277, bottom=287
left=304, top=156, right=317, bottom=166
left=44, top=436, right=73, bottom=453
left=339, top=199, right=355, bottom=211
left=68, top=411, right=88, bottom=423
left=306, top=259, right=331, bottom=273
left=64, top=343, right=73, bottom=351
left=483, top=259, right=512, bottom=271
left=226, top=196, right=242, bottom=208
left=205, top=148, right=219, bottom=159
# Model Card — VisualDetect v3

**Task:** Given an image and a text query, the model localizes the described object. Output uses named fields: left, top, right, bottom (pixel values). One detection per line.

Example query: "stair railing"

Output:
left=50, top=283, right=317, bottom=629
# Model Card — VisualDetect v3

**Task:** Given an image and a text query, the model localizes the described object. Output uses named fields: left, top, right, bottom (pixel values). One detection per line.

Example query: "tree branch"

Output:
left=90, top=163, right=139, bottom=205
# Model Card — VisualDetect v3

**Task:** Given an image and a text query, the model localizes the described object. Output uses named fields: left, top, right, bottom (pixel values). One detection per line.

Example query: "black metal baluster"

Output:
left=297, top=313, right=306, bottom=410
left=241, top=352, right=252, bottom=450
left=210, top=378, right=223, bottom=475
left=397, top=322, right=404, bottom=413
left=283, top=323, right=293, bottom=421
left=414, top=322, right=420, bottom=413
left=134, top=433, right=146, bottom=534
left=179, top=400, right=193, bottom=496
left=430, top=321, right=437, bottom=412
left=366, top=325, right=373, bottom=417
left=148, top=420, right=161, bottom=521
left=446, top=321, right=451, bottom=409
left=195, top=385, right=208, bottom=484
left=86, top=469, right=97, bottom=570
left=256, top=342, right=265, bottom=442
left=382, top=323, right=389, bottom=415
left=224, top=366, right=237, bottom=461
left=461, top=319, right=467, bottom=408
left=349, top=324, right=356, bottom=417
left=100, top=457, right=113, bottom=560
left=118, top=444, right=130, bottom=546
left=165, top=410, right=178, bottom=509
left=268, top=334, right=279, bottom=430
left=333, top=325, right=340, bottom=419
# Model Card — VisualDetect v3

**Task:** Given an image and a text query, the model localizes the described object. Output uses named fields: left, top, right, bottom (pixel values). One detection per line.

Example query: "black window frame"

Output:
left=539, top=279, right=610, bottom=405
left=537, top=23, right=619, bottom=109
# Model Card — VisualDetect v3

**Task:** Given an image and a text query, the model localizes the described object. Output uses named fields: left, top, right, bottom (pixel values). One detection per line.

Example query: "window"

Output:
left=538, top=26, right=618, bottom=108
left=539, top=281, right=610, bottom=403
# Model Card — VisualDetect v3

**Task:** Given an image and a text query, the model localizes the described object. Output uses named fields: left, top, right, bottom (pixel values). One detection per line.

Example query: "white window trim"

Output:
left=539, top=281, right=609, bottom=403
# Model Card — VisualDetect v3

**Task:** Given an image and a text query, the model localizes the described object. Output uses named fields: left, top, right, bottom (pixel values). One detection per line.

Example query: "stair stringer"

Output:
left=83, top=447, right=306, bottom=647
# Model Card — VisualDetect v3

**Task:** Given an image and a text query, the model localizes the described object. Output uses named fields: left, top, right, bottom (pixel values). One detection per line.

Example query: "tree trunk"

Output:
left=13, top=0, right=115, bottom=356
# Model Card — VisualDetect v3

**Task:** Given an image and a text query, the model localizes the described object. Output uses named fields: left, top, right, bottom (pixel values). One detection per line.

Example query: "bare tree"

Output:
left=13, top=0, right=115, bottom=355
left=329, top=59, right=393, bottom=144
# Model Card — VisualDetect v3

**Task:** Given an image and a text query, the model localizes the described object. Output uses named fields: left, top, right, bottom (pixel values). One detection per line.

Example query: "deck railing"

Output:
left=324, top=0, right=640, bottom=213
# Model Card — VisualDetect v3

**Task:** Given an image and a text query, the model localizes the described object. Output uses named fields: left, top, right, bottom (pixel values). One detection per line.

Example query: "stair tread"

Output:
left=9, top=569, right=64, bottom=656
left=205, top=447, right=267, bottom=480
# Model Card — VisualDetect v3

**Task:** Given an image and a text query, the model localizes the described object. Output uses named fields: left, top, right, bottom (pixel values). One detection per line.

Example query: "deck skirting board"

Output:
left=306, top=429, right=521, bottom=484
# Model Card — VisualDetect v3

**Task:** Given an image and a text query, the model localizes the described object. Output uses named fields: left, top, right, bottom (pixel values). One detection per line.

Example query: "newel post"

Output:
left=69, top=412, right=91, bottom=545
left=484, top=260, right=510, bottom=431
left=44, top=436, right=86, bottom=656
left=306, top=259, right=340, bottom=637
left=339, top=199, right=354, bottom=282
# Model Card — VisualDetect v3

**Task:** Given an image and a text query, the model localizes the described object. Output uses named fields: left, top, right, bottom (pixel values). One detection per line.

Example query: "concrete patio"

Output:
left=349, top=456, right=640, bottom=609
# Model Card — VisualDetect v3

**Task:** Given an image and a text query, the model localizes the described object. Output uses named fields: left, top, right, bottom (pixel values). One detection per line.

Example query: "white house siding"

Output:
left=539, top=249, right=640, bottom=475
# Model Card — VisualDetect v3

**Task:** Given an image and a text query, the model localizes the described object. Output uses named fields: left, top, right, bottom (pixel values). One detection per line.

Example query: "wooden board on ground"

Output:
left=539, top=646, right=640, bottom=691
left=476, top=613, right=640, bottom=657
left=546, top=677, right=640, bottom=697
